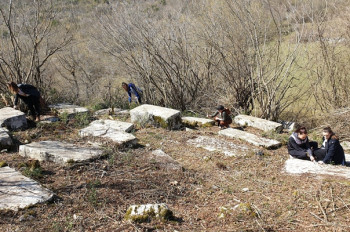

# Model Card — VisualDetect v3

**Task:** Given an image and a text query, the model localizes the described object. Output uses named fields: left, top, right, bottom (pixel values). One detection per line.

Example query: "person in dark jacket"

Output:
left=122, top=82, right=142, bottom=105
left=287, top=126, right=317, bottom=161
left=207, top=105, right=232, bottom=129
left=313, top=127, right=345, bottom=165
left=8, top=82, right=41, bottom=121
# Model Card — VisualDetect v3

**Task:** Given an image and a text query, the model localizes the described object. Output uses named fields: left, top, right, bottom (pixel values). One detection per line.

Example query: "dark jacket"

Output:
left=126, top=83, right=142, bottom=103
left=14, top=84, right=40, bottom=105
left=287, top=133, right=313, bottom=159
left=211, top=109, right=232, bottom=122
left=322, top=135, right=345, bottom=165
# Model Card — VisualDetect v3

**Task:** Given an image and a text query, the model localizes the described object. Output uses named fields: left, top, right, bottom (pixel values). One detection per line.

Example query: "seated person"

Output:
left=287, top=126, right=317, bottom=161
left=313, top=127, right=345, bottom=165
left=207, top=105, right=232, bottom=129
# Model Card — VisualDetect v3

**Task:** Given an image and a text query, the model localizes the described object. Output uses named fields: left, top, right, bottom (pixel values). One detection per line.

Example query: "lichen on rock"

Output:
left=124, top=203, right=173, bottom=223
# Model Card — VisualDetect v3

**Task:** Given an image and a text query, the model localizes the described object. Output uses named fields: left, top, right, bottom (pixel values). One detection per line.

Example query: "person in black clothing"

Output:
left=8, top=82, right=41, bottom=122
left=287, top=126, right=318, bottom=161
left=313, top=127, right=346, bottom=165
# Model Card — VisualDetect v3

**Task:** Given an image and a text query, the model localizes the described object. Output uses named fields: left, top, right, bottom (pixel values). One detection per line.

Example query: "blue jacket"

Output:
left=322, top=135, right=345, bottom=165
left=126, top=83, right=141, bottom=103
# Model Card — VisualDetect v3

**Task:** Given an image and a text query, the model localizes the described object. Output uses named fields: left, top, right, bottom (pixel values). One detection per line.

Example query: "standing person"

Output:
left=7, top=82, right=41, bottom=122
left=207, top=105, right=232, bottom=129
left=313, top=127, right=346, bottom=165
left=287, top=126, right=317, bottom=161
left=122, top=82, right=142, bottom=105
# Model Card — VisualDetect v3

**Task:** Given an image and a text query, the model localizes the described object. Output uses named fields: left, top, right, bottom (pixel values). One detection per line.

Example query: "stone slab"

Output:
left=182, top=117, right=214, bottom=127
left=19, top=141, right=104, bottom=164
left=0, top=128, right=12, bottom=149
left=130, top=104, right=181, bottom=130
left=219, top=128, right=281, bottom=149
left=0, top=167, right=53, bottom=211
left=79, top=120, right=137, bottom=145
left=148, top=150, right=182, bottom=171
left=285, top=155, right=350, bottom=179
left=49, top=103, right=89, bottom=117
left=0, top=107, right=27, bottom=130
left=234, top=115, right=283, bottom=132
left=125, top=203, right=173, bottom=222
left=94, top=108, right=130, bottom=117
left=187, top=136, right=250, bottom=157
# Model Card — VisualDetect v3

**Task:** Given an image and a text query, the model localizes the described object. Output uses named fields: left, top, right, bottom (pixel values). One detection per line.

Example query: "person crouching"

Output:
left=207, top=105, right=232, bottom=129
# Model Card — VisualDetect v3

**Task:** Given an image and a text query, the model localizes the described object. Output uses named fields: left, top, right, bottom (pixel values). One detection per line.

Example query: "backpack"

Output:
left=224, top=108, right=231, bottom=115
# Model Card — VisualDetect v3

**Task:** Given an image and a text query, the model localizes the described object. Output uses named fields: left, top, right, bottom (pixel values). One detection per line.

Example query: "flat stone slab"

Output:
left=219, top=128, right=281, bottom=149
left=0, top=128, right=12, bottom=149
left=285, top=155, right=350, bottom=179
left=234, top=115, right=283, bottom=132
left=0, top=107, right=27, bottom=130
left=94, top=108, right=130, bottom=117
left=130, top=104, right=181, bottom=130
left=19, top=141, right=104, bottom=164
left=125, top=203, right=173, bottom=222
left=148, top=150, right=182, bottom=171
left=182, top=117, right=214, bottom=127
left=79, top=120, right=137, bottom=145
left=49, top=103, right=89, bottom=116
left=0, top=167, right=53, bottom=211
left=187, top=136, right=250, bottom=157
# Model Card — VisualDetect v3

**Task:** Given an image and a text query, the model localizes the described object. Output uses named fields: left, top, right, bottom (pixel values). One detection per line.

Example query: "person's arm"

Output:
left=305, top=138, right=314, bottom=158
left=14, top=93, right=19, bottom=106
left=209, top=111, right=219, bottom=118
left=323, top=139, right=338, bottom=164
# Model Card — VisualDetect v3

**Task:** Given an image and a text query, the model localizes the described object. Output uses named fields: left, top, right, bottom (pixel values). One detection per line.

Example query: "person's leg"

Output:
left=33, top=96, right=41, bottom=120
left=313, top=148, right=327, bottom=161
left=25, top=98, right=36, bottom=120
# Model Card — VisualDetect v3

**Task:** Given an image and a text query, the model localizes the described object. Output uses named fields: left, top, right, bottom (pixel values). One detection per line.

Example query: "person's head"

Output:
left=122, top=82, right=128, bottom=91
left=323, top=127, right=333, bottom=140
left=295, top=126, right=308, bottom=140
left=216, top=105, right=225, bottom=112
left=7, top=82, right=18, bottom=94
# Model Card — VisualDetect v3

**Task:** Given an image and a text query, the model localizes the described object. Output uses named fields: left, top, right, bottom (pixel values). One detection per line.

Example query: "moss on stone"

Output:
left=124, top=204, right=173, bottom=223
left=153, top=116, right=169, bottom=129
left=0, top=161, right=8, bottom=167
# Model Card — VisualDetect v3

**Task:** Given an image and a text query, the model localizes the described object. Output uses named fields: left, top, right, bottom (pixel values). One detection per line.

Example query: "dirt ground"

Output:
left=1, top=117, right=350, bottom=232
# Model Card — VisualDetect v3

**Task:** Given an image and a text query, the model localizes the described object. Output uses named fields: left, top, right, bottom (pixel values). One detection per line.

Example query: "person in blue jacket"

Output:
left=122, top=82, right=142, bottom=105
left=8, top=82, right=41, bottom=121
left=313, top=127, right=346, bottom=165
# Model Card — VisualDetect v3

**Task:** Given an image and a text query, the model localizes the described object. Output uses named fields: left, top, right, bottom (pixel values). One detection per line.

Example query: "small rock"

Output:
left=125, top=203, right=173, bottom=222
left=242, top=188, right=249, bottom=192
left=185, top=127, right=194, bottom=132
left=203, top=156, right=211, bottom=161
left=19, top=215, right=35, bottom=222
left=170, top=181, right=179, bottom=186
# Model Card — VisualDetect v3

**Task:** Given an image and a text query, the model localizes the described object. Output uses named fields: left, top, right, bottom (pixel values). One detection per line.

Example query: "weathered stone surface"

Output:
left=285, top=155, right=350, bottom=179
left=125, top=203, right=173, bottom=222
left=341, top=141, right=350, bottom=150
left=148, top=150, right=182, bottom=171
left=130, top=104, right=181, bottom=130
left=0, top=107, right=27, bottom=130
left=0, top=128, right=12, bottom=149
left=79, top=120, right=137, bottom=145
left=19, top=141, right=103, bottom=164
left=39, top=115, right=60, bottom=124
left=187, top=136, right=250, bottom=157
left=182, top=117, right=214, bottom=127
left=49, top=103, right=89, bottom=117
left=94, top=108, right=130, bottom=117
left=234, top=115, right=283, bottom=132
left=219, top=128, right=281, bottom=149
left=279, top=120, right=296, bottom=132
left=0, top=167, right=53, bottom=211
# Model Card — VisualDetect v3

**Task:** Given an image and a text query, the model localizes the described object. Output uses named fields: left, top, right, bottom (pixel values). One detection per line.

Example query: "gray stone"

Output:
left=285, top=155, right=350, bottom=179
left=130, top=104, right=182, bottom=130
left=0, top=128, right=12, bottom=149
left=341, top=141, right=350, bottom=151
left=148, top=150, right=182, bottom=171
left=49, top=103, right=89, bottom=117
left=19, top=141, right=104, bottom=164
left=39, top=115, right=60, bottom=124
left=219, top=128, right=281, bottom=149
left=79, top=120, right=137, bottom=145
left=0, top=107, right=27, bottom=130
left=279, top=120, right=296, bottom=132
left=182, top=117, right=214, bottom=127
left=187, top=136, right=250, bottom=157
left=125, top=203, right=173, bottom=222
left=234, top=115, right=283, bottom=132
left=0, top=166, right=53, bottom=211
left=94, top=108, right=130, bottom=117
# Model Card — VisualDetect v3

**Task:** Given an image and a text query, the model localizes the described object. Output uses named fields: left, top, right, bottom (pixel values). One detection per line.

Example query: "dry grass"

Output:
left=0, top=119, right=350, bottom=231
